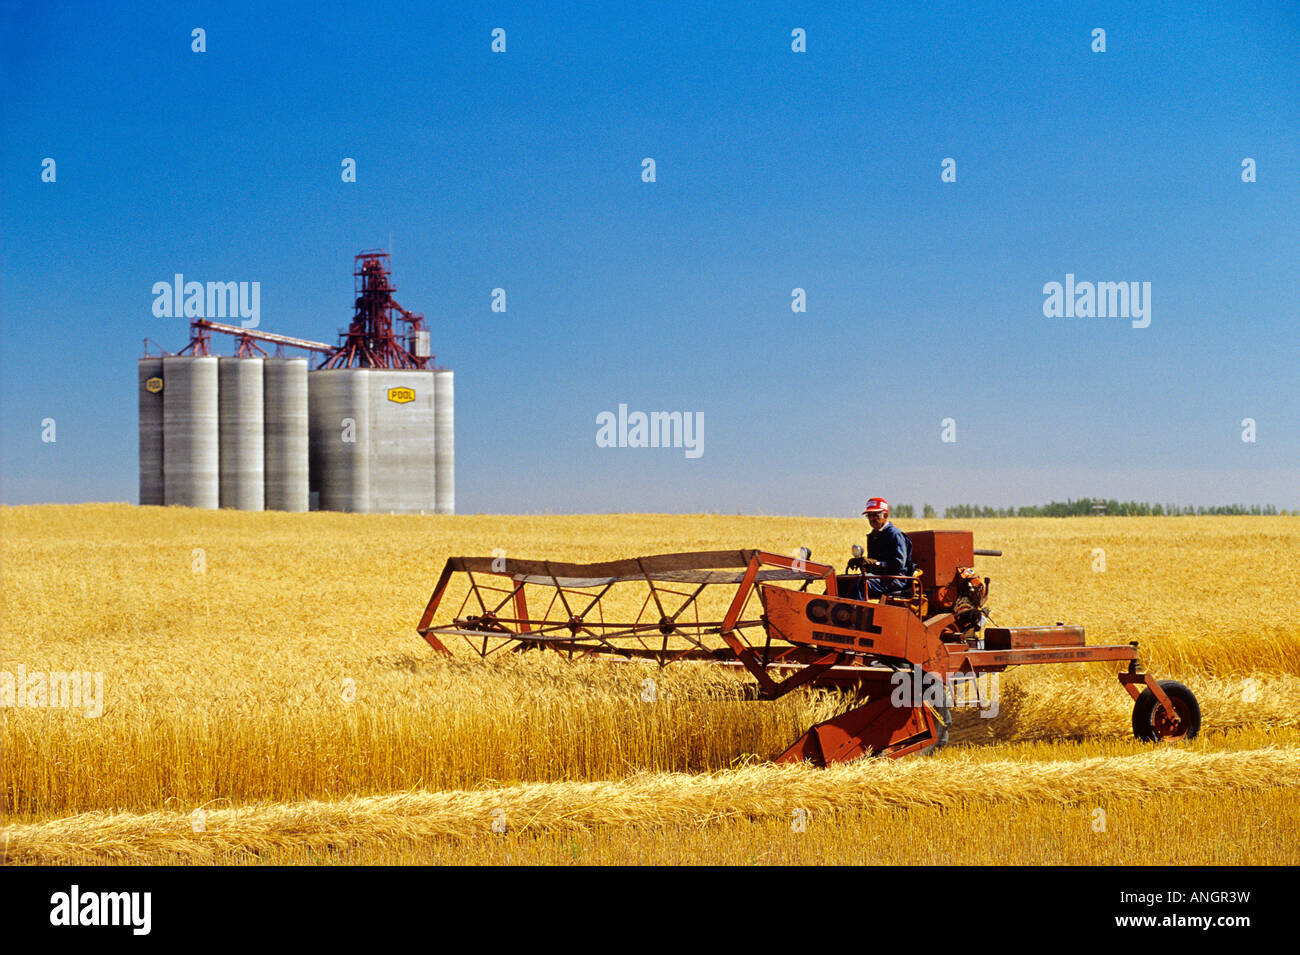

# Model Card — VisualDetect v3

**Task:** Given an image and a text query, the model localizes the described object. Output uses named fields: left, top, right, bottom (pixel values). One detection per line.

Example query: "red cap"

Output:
left=862, top=497, right=889, bottom=514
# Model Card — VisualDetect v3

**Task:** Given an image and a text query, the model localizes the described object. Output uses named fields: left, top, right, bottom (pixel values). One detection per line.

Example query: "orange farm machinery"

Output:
left=416, top=530, right=1200, bottom=765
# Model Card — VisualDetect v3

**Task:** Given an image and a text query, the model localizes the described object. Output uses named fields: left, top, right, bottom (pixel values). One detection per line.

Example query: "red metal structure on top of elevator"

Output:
left=143, top=251, right=432, bottom=369
left=165, top=320, right=334, bottom=359
left=318, top=251, right=430, bottom=369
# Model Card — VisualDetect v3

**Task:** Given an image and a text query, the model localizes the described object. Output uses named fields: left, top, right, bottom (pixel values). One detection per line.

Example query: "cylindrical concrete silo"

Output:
left=434, top=370, right=455, bottom=514
left=309, top=369, right=371, bottom=512
left=367, top=369, right=436, bottom=513
left=218, top=358, right=266, bottom=510
left=263, top=358, right=309, bottom=511
left=138, top=358, right=165, bottom=506
left=162, top=355, right=220, bottom=508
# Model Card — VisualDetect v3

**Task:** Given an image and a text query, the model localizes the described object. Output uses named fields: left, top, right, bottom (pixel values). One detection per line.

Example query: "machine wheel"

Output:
left=1132, top=680, right=1200, bottom=742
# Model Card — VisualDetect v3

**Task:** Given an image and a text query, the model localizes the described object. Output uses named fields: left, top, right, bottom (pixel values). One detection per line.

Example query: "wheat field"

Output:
left=1, top=505, right=1297, bottom=864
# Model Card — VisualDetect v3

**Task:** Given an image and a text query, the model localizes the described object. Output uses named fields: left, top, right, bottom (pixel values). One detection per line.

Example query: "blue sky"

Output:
left=3, top=1, right=1297, bottom=514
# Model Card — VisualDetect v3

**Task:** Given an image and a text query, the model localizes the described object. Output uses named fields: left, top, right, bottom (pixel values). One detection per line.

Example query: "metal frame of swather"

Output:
left=416, top=537, right=1200, bottom=765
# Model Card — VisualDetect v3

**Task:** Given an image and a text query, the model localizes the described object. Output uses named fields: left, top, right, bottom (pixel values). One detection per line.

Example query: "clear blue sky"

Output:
left=3, top=1, right=1297, bottom=514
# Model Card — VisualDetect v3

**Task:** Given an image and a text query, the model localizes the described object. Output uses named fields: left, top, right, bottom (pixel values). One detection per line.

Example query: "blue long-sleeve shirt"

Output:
left=867, top=522, right=914, bottom=592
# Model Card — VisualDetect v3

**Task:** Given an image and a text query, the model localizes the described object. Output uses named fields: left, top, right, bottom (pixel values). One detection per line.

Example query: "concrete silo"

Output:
left=218, top=357, right=265, bottom=510
left=366, top=369, right=437, bottom=513
left=138, top=358, right=165, bottom=505
left=263, top=357, right=310, bottom=512
left=162, top=355, right=220, bottom=508
left=309, top=368, right=372, bottom=512
left=433, top=370, right=454, bottom=514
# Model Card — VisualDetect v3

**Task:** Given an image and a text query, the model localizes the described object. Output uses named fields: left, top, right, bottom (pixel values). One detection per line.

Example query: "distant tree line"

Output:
left=889, top=499, right=1288, bottom=519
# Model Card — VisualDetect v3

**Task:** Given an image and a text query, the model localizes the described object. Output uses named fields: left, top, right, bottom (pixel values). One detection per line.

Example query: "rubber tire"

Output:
left=1132, top=680, right=1201, bottom=742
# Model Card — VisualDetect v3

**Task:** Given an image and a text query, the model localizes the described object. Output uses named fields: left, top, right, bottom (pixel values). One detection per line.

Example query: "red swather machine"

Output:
left=417, top=531, right=1200, bottom=765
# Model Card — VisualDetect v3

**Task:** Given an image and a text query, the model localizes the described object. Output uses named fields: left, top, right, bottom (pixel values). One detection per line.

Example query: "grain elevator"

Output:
left=138, top=252, right=453, bottom=514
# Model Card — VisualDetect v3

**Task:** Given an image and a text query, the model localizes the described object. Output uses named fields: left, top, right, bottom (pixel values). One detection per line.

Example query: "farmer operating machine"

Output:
left=417, top=530, right=1201, bottom=765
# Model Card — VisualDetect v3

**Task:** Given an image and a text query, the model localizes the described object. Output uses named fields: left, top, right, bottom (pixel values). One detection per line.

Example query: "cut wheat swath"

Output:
left=5, top=745, right=1297, bottom=864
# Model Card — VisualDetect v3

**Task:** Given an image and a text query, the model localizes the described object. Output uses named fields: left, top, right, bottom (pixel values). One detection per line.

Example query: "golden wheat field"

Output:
left=1, top=504, right=1298, bottom=865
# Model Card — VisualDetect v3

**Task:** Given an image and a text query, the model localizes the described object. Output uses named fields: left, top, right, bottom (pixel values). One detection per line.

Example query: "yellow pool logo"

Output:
left=145, top=377, right=163, bottom=394
left=387, top=387, right=416, bottom=404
